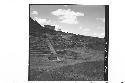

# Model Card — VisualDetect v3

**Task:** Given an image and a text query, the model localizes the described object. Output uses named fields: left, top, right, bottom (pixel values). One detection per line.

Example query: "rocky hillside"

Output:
left=29, top=17, right=105, bottom=81
left=29, top=17, right=105, bottom=51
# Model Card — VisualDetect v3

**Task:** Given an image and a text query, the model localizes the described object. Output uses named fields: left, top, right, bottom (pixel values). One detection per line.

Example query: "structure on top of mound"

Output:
left=44, top=25, right=55, bottom=30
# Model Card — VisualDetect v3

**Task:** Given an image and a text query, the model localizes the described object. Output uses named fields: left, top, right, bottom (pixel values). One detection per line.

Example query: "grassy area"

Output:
left=29, top=60, right=104, bottom=81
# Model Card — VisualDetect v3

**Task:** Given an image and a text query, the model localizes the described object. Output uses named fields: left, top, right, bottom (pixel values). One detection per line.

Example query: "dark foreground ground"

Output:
left=29, top=60, right=104, bottom=81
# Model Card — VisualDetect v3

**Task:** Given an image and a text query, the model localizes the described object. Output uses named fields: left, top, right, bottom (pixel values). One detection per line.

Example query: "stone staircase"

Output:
left=30, top=45, right=51, bottom=56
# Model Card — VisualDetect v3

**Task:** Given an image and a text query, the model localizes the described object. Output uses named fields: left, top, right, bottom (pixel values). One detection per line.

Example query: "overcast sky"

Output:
left=30, top=5, right=105, bottom=38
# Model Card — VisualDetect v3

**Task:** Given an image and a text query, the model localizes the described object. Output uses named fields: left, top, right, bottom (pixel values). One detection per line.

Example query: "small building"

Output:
left=44, top=25, right=55, bottom=30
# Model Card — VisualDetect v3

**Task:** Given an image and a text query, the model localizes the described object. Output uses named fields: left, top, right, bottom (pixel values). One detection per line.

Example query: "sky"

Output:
left=30, top=5, right=105, bottom=38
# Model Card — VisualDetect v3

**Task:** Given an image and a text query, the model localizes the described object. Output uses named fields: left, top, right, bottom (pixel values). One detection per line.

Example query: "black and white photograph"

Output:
left=2, top=0, right=125, bottom=83
left=29, top=4, right=108, bottom=81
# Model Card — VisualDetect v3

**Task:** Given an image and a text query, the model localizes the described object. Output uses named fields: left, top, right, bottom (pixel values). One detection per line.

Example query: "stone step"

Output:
left=30, top=50, right=51, bottom=54
left=30, top=54, right=51, bottom=56
left=30, top=54, right=44, bottom=55
left=30, top=50, right=41, bottom=52
left=30, top=48, right=49, bottom=51
left=30, top=52, right=45, bottom=53
left=30, top=52, right=44, bottom=54
left=30, top=50, right=50, bottom=52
